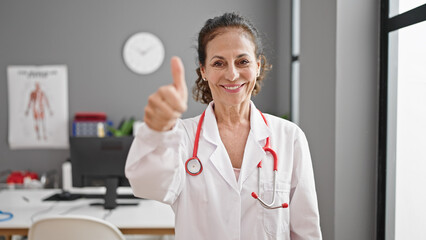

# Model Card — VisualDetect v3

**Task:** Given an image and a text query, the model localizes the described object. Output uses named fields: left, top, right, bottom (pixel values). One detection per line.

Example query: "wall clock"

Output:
left=122, top=32, right=165, bottom=75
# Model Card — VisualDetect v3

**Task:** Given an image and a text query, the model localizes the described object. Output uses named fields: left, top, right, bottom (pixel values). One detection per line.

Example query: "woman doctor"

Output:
left=125, top=13, right=322, bottom=240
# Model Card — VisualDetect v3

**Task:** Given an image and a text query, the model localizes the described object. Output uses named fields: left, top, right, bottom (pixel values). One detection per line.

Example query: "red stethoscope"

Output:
left=185, top=110, right=288, bottom=209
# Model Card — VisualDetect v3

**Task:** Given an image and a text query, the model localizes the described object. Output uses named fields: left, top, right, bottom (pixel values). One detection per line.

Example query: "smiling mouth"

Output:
left=222, top=83, right=245, bottom=90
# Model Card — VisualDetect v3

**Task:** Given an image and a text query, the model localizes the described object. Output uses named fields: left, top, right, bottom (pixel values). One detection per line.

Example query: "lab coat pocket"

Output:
left=262, top=182, right=291, bottom=236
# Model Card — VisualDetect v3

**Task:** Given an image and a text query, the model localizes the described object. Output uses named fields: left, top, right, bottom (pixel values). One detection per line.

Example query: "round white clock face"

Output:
left=123, top=32, right=165, bottom=75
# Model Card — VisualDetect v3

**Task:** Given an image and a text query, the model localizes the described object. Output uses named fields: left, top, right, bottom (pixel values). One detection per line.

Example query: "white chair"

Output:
left=28, top=215, right=125, bottom=240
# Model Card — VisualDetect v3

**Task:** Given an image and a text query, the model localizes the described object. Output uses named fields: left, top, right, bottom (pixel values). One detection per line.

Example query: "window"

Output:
left=378, top=1, right=426, bottom=239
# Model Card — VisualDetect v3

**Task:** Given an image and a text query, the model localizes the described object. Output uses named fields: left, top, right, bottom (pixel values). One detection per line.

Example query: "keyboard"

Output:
left=43, top=192, right=142, bottom=201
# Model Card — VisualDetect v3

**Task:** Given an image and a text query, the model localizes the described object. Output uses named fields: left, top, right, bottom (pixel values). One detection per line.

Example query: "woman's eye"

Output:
left=238, top=59, right=250, bottom=65
left=212, top=61, right=224, bottom=67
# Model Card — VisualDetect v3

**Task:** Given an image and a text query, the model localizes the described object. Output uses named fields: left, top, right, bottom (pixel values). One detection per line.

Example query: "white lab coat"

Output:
left=125, top=101, right=322, bottom=240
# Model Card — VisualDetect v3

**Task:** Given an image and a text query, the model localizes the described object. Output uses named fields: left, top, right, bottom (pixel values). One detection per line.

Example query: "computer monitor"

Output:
left=69, top=136, right=134, bottom=209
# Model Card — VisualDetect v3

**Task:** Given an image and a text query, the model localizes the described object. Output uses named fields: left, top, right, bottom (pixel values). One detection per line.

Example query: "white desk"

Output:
left=0, top=189, right=175, bottom=240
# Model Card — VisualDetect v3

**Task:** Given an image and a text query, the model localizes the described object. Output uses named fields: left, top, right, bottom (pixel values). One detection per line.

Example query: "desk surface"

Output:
left=0, top=189, right=175, bottom=237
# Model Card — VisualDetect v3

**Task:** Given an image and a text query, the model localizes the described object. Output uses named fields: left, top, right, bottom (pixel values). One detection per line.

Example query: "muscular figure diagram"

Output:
left=25, top=82, right=53, bottom=140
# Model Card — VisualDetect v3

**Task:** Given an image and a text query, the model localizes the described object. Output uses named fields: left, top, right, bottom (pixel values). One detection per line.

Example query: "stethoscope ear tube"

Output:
left=252, top=110, right=288, bottom=209
left=251, top=168, right=289, bottom=209
left=263, top=147, right=278, bottom=171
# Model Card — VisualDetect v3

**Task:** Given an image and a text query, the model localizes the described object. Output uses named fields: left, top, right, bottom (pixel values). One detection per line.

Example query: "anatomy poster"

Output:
left=7, top=65, right=69, bottom=149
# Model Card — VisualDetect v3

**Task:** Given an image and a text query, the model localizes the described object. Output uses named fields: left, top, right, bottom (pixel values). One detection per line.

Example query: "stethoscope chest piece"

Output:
left=185, top=157, right=203, bottom=176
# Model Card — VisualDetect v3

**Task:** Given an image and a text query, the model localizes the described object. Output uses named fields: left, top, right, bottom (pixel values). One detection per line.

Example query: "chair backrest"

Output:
left=28, top=215, right=125, bottom=240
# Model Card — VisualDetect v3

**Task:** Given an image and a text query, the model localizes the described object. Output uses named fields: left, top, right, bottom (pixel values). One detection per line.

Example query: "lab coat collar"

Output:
left=238, top=102, right=272, bottom=187
left=200, top=102, right=238, bottom=191
left=200, top=101, right=272, bottom=192
left=200, top=102, right=219, bottom=146
left=248, top=101, right=272, bottom=142
left=202, top=101, right=271, bottom=144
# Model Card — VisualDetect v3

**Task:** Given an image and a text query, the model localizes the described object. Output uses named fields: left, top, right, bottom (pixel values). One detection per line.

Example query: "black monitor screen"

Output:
left=69, top=136, right=134, bottom=209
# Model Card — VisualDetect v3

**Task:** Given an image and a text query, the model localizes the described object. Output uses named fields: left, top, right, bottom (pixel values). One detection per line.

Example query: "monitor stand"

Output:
left=90, top=177, right=138, bottom=209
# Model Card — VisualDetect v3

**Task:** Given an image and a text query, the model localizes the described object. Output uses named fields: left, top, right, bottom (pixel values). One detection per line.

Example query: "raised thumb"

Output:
left=171, top=56, right=187, bottom=98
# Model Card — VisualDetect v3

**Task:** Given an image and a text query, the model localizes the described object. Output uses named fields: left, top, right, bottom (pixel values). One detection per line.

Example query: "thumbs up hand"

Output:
left=144, top=57, right=188, bottom=131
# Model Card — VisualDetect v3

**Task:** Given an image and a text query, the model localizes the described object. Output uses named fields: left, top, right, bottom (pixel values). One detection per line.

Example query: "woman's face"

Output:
left=200, top=28, right=260, bottom=108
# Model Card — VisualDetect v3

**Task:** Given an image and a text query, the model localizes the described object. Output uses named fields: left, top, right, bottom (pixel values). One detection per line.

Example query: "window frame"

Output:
left=377, top=2, right=426, bottom=239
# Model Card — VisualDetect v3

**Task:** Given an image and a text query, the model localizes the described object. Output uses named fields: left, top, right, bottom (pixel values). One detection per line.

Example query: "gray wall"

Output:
left=300, top=0, right=337, bottom=237
left=299, top=0, right=379, bottom=239
left=0, top=0, right=287, bottom=178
